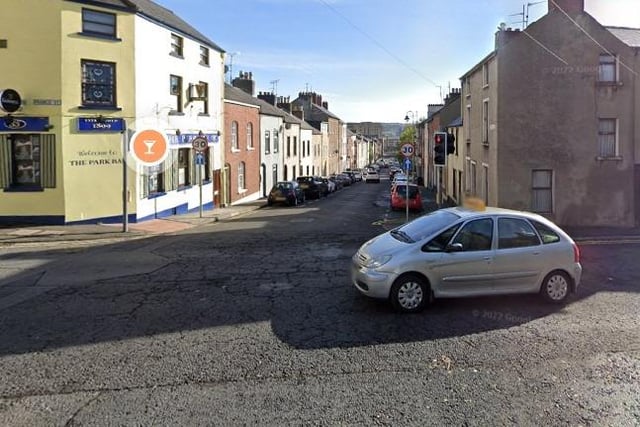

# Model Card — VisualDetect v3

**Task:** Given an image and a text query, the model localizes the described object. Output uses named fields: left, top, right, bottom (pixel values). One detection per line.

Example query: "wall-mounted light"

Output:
left=176, top=129, right=181, bottom=136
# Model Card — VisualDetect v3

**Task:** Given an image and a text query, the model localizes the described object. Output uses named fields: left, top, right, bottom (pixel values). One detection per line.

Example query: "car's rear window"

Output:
left=529, top=219, right=561, bottom=244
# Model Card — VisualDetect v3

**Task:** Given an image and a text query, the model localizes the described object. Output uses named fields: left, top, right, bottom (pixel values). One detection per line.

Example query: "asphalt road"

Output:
left=0, top=175, right=639, bottom=426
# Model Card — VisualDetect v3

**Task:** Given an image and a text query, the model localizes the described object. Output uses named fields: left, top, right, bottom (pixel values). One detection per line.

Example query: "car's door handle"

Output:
left=483, top=256, right=492, bottom=261
left=533, top=251, right=540, bottom=255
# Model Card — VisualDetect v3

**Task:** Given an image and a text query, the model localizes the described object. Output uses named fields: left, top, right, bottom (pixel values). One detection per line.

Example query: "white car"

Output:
left=364, top=170, right=380, bottom=183
left=351, top=203, right=582, bottom=313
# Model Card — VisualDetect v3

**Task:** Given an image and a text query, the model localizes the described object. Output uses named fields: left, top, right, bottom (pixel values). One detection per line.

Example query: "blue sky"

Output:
left=154, top=0, right=639, bottom=122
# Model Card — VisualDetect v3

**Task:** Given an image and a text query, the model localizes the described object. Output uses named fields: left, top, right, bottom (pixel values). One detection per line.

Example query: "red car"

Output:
left=390, top=184, right=422, bottom=211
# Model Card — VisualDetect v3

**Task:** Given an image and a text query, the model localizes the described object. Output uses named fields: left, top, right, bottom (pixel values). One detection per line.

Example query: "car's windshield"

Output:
left=391, top=210, right=460, bottom=242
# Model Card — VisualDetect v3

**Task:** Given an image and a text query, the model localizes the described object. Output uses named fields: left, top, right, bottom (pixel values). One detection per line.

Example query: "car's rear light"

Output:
left=573, top=243, right=580, bottom=263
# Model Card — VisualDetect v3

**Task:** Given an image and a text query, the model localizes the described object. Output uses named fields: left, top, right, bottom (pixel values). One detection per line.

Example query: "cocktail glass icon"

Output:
left=143, top=140, right=155, bottom=155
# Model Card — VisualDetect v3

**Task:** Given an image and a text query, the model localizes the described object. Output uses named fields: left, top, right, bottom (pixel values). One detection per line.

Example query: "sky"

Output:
left=153, top=0, right=639, bottom=123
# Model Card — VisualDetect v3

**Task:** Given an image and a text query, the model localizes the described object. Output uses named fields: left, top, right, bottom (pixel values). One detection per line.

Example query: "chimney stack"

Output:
left=548, top=0, right=584, bottom=14
left=258, top=91, right=276, bottom=106
left=292, top=105, right=304, bottom=121
left=277, top=96, right=292, bottom=114
left=231, top=70, right=255, bottom=96
left=322, top=101, right=328, bottom=110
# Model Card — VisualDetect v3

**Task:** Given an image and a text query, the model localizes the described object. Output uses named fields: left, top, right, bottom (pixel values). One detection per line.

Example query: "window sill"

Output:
left=596, top=81, right=623, bottom=87
left=77, top=32, right=121, bottom=41
left=78, top=105, right=122, bottom=111
left=231, top=148, right=241, bottom=153
left=202, top=179, right=212, bottom=185
left=198, top=113, right=210, bottom=117
left=238, top=188, right=248, bottom=195
left=247, top=147, right=255, bottom=151
left=177, top=185, right=193, bottom=191
left=146, top=192, right=166, bottom=200
left=482, top=141, right=489, bottom=147
left=4, top=185, right=44, bottom=192
left=596, top=155, right=622, bottom=161
left=168, top=111, right=184, bottom=116
left=482, top=84, right=489, bottom=89
left=199, top=62, right=210, bottom=67
left=169, top=52, right=184, bottom=59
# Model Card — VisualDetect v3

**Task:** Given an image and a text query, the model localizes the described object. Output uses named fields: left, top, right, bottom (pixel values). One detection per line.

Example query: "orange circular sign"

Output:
left=129, top=129, right=169, bottom=166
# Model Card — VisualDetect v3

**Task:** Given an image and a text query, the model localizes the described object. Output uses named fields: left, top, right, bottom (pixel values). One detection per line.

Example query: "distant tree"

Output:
left=400, top=126, right=416, bottom=144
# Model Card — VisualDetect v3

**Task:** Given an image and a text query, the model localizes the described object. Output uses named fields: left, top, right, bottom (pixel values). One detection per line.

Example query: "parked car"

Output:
left=329, top=175, right=343, bottom=191
left=390, top=184, right=422, bottom=211
left=342, top=171, right=356, bottom=183
left=364, top=169, right=380, bottom=183
left=337, top=173, right=352, bottom=187
left=297, top=176, right=327, bottom=199
left=267, top=181, right=305, bottom=207
left=321, top=177, right=336, bottom=193
left=353, top=170, right=363, bottom=181
left=391, top=173, right=408, bottom=187
left=351, top=201, right=582, bottom=313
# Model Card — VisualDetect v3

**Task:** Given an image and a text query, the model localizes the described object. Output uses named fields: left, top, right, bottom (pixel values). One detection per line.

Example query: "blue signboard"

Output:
left=0, top=116, right=50, bottom=132
left=78, top=117, right=125, bottom=132
left=404, top=158, right=412, bottom=170
left=195, top=153, right=205, bottom=165
left=168, top=133, right=220, bottom=146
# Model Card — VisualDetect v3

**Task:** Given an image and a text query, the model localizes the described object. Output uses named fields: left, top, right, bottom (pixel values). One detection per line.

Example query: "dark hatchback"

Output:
left=267, top=181, right=305, bottom=206
left=296, top=176, right=328, bottom=199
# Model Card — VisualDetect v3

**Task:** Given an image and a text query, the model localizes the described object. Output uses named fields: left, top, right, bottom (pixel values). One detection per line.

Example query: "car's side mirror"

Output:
left=445, top=243, right=464, bottom=252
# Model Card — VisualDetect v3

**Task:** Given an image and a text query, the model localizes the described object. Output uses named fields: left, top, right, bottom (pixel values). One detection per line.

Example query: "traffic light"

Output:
left=447, top=132, right=456, bottom=155
left=434, top=132, right=447, bottom=166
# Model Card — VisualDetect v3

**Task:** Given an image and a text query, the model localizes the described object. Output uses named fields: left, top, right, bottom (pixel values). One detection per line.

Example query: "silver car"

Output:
left=351, top=206, right=582, bottom=313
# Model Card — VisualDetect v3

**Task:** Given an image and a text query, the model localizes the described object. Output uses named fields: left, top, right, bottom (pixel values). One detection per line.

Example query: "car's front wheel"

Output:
left=390, top=274, right=431, bottom=313
left=540, top=270, right=571, bottom=304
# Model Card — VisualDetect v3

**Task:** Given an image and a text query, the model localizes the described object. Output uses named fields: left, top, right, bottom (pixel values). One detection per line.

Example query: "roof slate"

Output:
left=606, top=26, right=640, bottom=48
left=67, top=0, right=224, bottom=51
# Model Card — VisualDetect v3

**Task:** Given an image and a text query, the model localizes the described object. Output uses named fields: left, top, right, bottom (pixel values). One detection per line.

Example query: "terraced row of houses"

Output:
left=418, top=0, right=640, bottom=227
left=0, top=0, right=377, bottom=225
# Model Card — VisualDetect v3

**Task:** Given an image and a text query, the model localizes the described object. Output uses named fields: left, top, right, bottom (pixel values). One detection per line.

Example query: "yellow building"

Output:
left=0, top=0, right=225, bottom=225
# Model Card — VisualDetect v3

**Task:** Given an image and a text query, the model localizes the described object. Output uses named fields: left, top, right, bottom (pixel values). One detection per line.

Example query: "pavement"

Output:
left=1, top=191, right=640, bottom=246
left=0, top=199, right=267, bottom=246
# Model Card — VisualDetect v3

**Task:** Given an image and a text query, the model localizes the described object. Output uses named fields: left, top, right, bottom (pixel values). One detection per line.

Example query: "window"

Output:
left=532, top=169, right=552, bottom=213
left=598, top=53, right=616, bottom=82
left=465, top=76, right=471, bottom=96
left=273, top=130, right=279, bottom=153
left=482, top=63, right=489, bottom=87
left=530, top=220, right=561, bottom=244
left=169, top=75, right=183, bottom=113
left=307, top=140, right=311, bottom=156
left=238, top=162, right=246, bottom=190
left=287, top=136, right=291, bottom=157
left=231, top=121, right=239, bottom=150
left=598, top=118, right=617, bottom=157
left=483, top=164, right=489, bottom=205
left=81, top=60, right=116, bottom=107
left=145, top=164, right=164, bottom=196
left=178, top=148, right=190, bottom=187
left=482, top=100, right=489, bottom=143
left=170, top=34, right=183, bottom=57
left=247, top=123, right=254, bottom=149
left=200, top=45, right=209, bottom=66
left=423, top=224, right=462, bottom=252
left=264, top=131, right=270, bottom=154
left=497, top=218, right=540, bottom=249
left=452, top=218, right=493, bottom=251
left=198, top=81, right=209, bottom=115
left=82, top=8, right=116, bottom=38
left=471, top=161, right=477, bottom=196
left=1, top=134, right=56, bottom=190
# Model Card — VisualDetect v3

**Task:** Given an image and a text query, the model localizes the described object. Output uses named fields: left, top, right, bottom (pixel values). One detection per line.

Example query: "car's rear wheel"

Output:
left=540, top=270, right=571, bottom=304
left=390, top=274, right=430, bottom=313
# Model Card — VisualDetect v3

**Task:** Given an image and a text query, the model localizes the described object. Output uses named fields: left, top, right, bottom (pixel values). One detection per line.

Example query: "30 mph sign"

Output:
left=191, top=136, right=208, bottom=152
left=400, top=143, right=414, bottom=157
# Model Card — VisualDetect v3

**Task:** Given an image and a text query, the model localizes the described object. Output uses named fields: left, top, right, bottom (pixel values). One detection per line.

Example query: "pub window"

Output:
left=11, top=135, right=40, bottom=187
left=145, top=164, right=164, bottom=195
left=1, top=134, right=56, bottom=190
left=200, top=46, right=210, bottom=66
left=82, top=8, right=116, bottom=38
left=170, top=75, right=183, bottom=113
left=178, top=148, right=190, bottom=187
left=170, top=33, right=183, bottom=57
left=81, top=60, right=116, bottom=107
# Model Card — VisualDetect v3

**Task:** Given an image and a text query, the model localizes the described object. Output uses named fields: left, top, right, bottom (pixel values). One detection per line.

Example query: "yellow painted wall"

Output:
left=0, top=0, right=64, bottom=217
left=60, top=2, right=136, bottom=222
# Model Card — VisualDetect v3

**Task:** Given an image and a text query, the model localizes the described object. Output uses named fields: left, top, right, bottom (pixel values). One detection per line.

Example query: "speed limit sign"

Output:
left=400, top=143, right=414, bottom=157
left=191, top=136, right=208, bottom=152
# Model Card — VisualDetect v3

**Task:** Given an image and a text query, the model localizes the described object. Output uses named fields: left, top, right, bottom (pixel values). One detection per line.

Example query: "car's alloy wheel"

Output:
left=541, top=271, right=571, bottom=303
left=390, top=274, right=430, bottom=313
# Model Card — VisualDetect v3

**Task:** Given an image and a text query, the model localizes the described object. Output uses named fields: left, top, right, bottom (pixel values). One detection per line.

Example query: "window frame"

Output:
left=273, top=129, right=279, bottom=153
left=170, top=33, right=184, bottom=58
left=531, top=169, right=553, bottom=214
left=238, top=161, right=246, bottom=191
left=451, top=218, right=494, bottom=252
left=177, top=148, right=191, bottom=188
left=247, top=123, right=254, bottom=149
left=169, top=75, right=183, bottom=113
left=598, top=118, right=617, bottom=158
left=199, top=45, right=210, bottom=66
left=231, top=121, right=239, bottom=151
left=598, top=53, right=617, bottom=83
left=10, top=134, right=41, bottom=188
left=497, top=217, right=541, bottom=250
left=81, top=8, right=117, bottom=39
left=81, top=59, right=117, bottom=108
left=482, top=99, right=489, bottom=144
left=264, top=131, right=271, bottom=154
